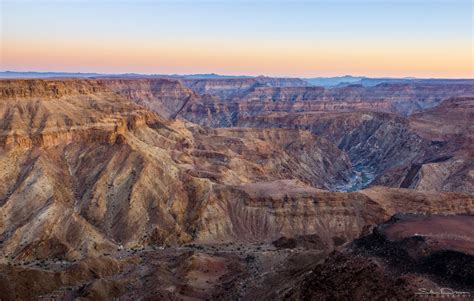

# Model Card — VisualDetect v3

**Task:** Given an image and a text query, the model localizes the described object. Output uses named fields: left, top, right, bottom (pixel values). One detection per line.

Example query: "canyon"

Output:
left=0, top=77, right=473, bottom=300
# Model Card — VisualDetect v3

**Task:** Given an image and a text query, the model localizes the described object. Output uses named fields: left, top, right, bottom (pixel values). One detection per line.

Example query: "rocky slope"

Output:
left=0, top=78, right=473, bottom=300
left=1, top=79, right=360, bottom=260
left=2, top=211, right=474, bottom=300
left=185, top=95, right=474, bottom=193
left=0, top=78, right=199, bottom=120
left=180, top=76, right=308, bottom=100
left=4, top=79, right=470, bottom=258
left=100, top=78, right=199, bottom=118
left=179, top=81, right=474, bottom=118
left=383, top=97, right=474, bottom=193
left=282, top=214, right=474, bottom=300
left=176, top=79, right=473, bottom=193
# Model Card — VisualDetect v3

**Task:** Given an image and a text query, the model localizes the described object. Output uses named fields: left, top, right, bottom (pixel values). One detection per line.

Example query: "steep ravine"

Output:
left=332, top=164, right=377, bottom=192
left=236, top=112, right=427, bottom=192
left=1, top=79, right=473, bottom=300
left=175, top=80, right=473, bottom=193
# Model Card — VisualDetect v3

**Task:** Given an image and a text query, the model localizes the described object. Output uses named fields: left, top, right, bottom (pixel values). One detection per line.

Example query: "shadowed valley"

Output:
left=0, top=77, right=473, bottom=300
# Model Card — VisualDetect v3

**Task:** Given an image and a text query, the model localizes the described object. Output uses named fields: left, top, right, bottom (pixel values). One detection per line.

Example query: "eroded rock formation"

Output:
left=282, top=214, right=474, bottom=300
left=0, top=78, right=472, bottom=300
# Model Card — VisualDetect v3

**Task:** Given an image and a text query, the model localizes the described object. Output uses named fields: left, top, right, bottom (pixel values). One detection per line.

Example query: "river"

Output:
left=332, top=165, right=376, bottom=192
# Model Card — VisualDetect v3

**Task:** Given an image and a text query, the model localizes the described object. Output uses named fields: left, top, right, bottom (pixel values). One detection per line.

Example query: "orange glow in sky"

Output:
left=1, top=0, right=473, bottom=78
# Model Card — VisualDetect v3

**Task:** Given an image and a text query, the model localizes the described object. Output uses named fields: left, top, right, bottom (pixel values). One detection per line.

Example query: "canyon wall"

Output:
left=180, top=76, right=308, bottom=99
left=2, top=79, right=472, bottom=263
left=175, top=77, right=473, bottom=193
left=1, top=78, right=473, bottom=300
left=180, top=81, right=474, bottom=117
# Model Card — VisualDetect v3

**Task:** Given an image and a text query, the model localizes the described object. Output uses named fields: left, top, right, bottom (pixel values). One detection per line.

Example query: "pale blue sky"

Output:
left=1, top=0, right=473, bottom=77
left=3, top=0, right=472, bottom=41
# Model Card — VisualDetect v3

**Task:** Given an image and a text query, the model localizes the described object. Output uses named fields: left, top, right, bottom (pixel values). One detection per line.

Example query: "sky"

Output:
left=1, top=0, right=473, bottom=78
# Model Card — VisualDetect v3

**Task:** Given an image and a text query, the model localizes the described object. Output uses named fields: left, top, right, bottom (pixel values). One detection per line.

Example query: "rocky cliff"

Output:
left=0, top=78, right=199, bottom=120
left=179, top=81, right=474, bottom=118
left=180, top=76, right=308, bottom=100
left=282, top=214, right=474, bottom=300
left=0, top=79, right=354, bottom=260
left=180, top=86, right=473, bottom=193
left=0, top=78, right=473, bottom=300
left=101, top=78, right=199, bottom=118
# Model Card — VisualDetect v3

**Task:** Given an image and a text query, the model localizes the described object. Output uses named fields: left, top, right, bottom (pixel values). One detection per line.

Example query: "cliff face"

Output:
left=180, top=85, right=474, bottom=193
left=399, top=97, right=474, bottom=193
left=180, top=76, right=308, bottom=100
left=101, top=78, right=198, bottom=118
left=0, top=79, right=473, bottom=300
left=2, top=79, right=471, bottom=262
left=0, top=79, right=111, bottom=100
left=0, top=79, right=153, bottom=148
left=282, top=214, right=474, bottom=300
left=179, top=81, right=474, bottom=118
left=1, top=78, right=358, bottom=261
left=0, top=78, right=199, bottom=120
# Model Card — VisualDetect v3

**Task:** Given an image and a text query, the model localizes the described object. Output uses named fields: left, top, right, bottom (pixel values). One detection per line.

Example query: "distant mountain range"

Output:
left=1, top=71, right=472, bottom=87
left=305, top=75, right=473, bottom=87
left=0, top=71, right=105, bottom=78
left=0, top=71, right=252, bottom=80
left=304, top=75, right=369, bottom=87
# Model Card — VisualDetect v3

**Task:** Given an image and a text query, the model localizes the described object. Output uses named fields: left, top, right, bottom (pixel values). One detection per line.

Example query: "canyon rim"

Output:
left=1, top=0, right=473, bottom=300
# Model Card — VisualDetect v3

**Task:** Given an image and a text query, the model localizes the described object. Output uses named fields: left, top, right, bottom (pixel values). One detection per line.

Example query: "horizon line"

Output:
left=2, top=70, right=473, bottom=80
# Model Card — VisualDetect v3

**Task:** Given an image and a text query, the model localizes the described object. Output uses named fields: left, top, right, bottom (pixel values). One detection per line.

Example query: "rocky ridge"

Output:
left=180, top=76, right=308, bottom=100
left=282, top=214, right=474, bottom=300
left=0, top=78, right=473, bottom=300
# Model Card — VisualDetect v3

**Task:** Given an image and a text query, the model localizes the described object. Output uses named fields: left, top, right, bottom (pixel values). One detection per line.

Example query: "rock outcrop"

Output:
left=190, top=98, right=474, bottom=193
left=0, top=78, right=199, bottom=120
left=0, top=78, right=473, bottom=300
left=179, top=81, right=474, bottom=121
left=101, top=78, right=199, bottom=118
left=0, top=78, right=352, bottom=261
left=282, top=214, right=474, bottom=300
left=180, top=76, right=308, bottom=99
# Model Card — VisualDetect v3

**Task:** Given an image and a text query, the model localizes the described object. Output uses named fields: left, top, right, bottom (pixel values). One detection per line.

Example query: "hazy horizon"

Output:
left=1, top=69, right=473, bottom=80
left=1, top=0, right=473, bottom=78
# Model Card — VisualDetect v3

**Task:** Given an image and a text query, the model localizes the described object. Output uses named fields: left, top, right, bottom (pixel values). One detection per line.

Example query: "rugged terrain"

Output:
left=180, top=76, right=308, bottom=100
left=281, top=214, right=474, bottom=300
left=176, top=78, right=473, bottom=193
left=0, top=77, right=473, bottom=300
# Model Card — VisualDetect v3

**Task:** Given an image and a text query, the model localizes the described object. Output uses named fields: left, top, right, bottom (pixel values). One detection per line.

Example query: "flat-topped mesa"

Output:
left=180, top=76, right=309, bottom=99
left=178, top=81, right=474, bottom=122
left=253, top=76, right=309, bottom=87
left=0, top=78, right=199, bottom=118
left=0, top=79, right=170, bottom=148
left=242, top=86, right=326, bottom=102
left=181, top=78, right=260, bottom=98
left=99, top=78, right=199, bottom=118
left=0, top=79, right=111, bottom=100
left=0, top=111, right=162, bottom=148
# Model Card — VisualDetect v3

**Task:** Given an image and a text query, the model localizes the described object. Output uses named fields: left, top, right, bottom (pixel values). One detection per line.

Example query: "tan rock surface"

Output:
left=0, top=79, right=473, bottom=300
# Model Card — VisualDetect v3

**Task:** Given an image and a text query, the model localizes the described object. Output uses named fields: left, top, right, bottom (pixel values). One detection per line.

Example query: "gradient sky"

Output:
left=1, top=0, right=473, bottom=77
